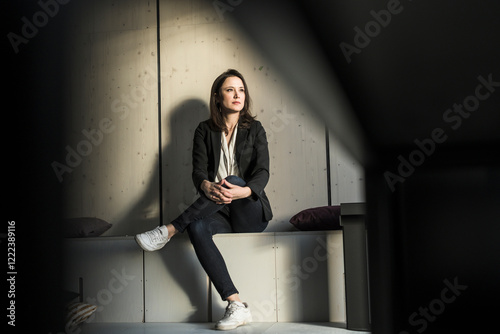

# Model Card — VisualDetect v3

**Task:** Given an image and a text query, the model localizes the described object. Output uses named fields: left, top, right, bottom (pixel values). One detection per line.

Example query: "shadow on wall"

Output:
left=111, top=99, right=210, bottom=235
left=111, top=99, right=210, bottom=321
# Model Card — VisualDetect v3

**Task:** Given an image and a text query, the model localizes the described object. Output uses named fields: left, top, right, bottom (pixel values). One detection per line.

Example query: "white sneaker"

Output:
left=215, top=301, right=252, bottom=331
left=135, top=225, right=170, bottom=251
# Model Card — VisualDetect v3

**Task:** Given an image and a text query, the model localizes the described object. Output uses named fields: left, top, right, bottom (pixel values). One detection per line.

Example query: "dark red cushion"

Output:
left=289, top=205, right=342, bottom=231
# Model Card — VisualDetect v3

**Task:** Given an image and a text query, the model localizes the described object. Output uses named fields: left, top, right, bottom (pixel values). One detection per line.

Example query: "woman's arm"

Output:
left=192, top=122, right=210, bottom=192
left=244, top=122, right=271, bottom=198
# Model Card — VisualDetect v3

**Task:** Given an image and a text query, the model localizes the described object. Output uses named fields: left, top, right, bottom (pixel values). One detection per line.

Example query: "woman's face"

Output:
left=218, top=76, right=245, bottom=114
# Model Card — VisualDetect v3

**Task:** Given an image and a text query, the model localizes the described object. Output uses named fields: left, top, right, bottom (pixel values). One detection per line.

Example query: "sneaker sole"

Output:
left=134, top=235, right=160, bottom=252
left=215, top=318, right=252, bottom=331
left=215, top=322, right=250, bottom=331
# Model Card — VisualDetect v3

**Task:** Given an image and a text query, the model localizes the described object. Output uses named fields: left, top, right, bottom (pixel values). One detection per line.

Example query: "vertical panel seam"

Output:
left=142, top=249, right=146, bottom=322
left=273, top=233, right=279, bottom=322
left=325, top=126, right=332, bottom=206
left=156, top=0, right=163, bottom=226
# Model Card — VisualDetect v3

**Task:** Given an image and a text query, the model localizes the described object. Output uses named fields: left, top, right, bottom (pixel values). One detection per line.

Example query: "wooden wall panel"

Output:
left=326, top=231, right=347, bottom=324
left=144, top=235, right=209, bottom=322
left=211, top=232, right=345, bottom=323
left=275, top=232, right=330, bottom=322
left=61, top=0, right=160, bottom=236
left=211, top=233, right=277, bottom=322
left=63, top=237, right=144, bottom=323
left=329, top=134, right=365, bottom=205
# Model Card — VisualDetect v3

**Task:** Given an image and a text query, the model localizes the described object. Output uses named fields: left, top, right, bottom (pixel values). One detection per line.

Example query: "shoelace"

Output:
left=147, top=227, right=165, bottom=243
left=224, top=303, right=243, bottom=318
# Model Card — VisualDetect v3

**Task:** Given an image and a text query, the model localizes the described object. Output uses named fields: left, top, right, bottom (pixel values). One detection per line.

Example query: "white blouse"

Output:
left=215, top=126, right=240, bottom=182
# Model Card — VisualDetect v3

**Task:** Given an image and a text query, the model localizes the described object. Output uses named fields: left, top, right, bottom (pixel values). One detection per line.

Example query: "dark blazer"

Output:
left=192, top=119, right=273, bottom=221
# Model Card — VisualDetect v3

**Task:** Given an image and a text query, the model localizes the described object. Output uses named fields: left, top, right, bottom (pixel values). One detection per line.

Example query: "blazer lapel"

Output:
left=235, top=127, right=248, bottom=172
left=211, top=130, right=222, bottom=174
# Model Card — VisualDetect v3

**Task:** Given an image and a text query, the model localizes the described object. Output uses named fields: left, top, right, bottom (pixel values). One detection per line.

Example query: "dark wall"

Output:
left=5, top=1, right=73, bottom=332
left=231, top=0, right=500, bottom=332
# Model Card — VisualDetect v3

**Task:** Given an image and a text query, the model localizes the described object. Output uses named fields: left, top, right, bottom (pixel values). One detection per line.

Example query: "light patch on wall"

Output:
left=59, top=0, right=365, bottom=235
left=61, top=0, right=160, bottom=236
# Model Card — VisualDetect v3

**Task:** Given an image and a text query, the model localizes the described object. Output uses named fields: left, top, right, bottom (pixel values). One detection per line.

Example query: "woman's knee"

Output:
left=224, top=175, right=246, bottom=187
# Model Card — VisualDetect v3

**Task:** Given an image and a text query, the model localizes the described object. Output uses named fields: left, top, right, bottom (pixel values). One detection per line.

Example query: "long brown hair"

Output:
left=209, top=69, right=255, bottom=134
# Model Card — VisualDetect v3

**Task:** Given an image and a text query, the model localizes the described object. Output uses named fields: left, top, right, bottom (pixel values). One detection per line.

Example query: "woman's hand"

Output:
left=219, top=179, right=252, bottom=201
left=201, top=180, right=232, bottom=204
left=201, top=179, right=251, bottom=204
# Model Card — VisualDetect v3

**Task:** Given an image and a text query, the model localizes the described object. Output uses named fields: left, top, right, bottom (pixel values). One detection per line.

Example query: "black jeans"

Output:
left=170, top=175, right=268, bottom=301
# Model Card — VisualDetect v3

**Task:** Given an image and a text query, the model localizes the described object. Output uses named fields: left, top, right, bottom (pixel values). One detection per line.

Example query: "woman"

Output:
left=135, top=69, right=272, bottom=331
